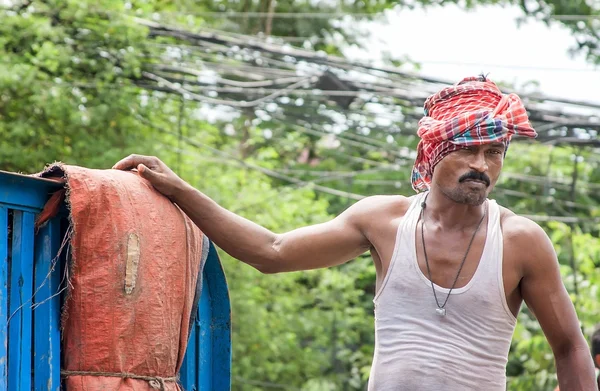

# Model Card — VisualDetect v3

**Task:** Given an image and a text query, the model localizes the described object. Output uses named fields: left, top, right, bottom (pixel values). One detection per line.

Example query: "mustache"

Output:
left=459, top=171, right=491, bottom=187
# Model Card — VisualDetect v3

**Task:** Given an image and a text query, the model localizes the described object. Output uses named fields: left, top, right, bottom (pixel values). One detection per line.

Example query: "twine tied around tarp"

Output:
left=61, top=370, right=179, bottom=390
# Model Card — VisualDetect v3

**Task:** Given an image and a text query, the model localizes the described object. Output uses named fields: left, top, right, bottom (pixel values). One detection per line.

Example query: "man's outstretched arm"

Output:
left=113, top=154, right=379, bottom=273
left=510, top=216, right=597, bottom=390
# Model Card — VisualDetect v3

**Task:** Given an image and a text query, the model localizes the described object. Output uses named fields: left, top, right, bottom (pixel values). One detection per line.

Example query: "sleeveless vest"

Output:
left=368, top=193, right=517, bottom=390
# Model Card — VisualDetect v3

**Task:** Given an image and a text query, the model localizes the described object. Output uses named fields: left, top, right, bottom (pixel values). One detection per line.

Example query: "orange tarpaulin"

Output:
left=38, top=164, right=205, bottom=391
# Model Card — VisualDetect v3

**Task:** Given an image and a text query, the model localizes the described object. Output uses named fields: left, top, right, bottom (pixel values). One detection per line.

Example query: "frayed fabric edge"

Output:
left=34, top=162, right=78, bottom=336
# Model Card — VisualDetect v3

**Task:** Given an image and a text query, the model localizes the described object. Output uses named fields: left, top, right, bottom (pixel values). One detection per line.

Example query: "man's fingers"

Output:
left=137, top=164, right=158, bottom=180
left=113, top=155, right=156, bottom=171
left=112, top=154, right=139, bottom=170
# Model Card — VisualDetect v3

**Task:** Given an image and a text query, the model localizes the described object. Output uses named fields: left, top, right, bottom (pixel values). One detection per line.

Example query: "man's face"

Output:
left=430, top=143, right=505, bottom=205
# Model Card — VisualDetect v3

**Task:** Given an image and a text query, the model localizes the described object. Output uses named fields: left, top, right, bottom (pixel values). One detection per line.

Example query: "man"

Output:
left=114, top=76, right=596, bottom=390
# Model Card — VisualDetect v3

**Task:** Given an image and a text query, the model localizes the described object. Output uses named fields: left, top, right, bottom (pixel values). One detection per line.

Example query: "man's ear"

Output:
left=595, top=354, right=600, bottom=369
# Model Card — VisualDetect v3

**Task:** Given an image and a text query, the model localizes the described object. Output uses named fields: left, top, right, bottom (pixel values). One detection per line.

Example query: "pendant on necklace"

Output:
left=436, top=308, right=446, bottom=316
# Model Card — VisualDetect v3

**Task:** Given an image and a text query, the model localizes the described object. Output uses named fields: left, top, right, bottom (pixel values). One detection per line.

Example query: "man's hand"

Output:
left=113, top=154, right=186, bottom=198
left=112, top=154, right=386, bottom=273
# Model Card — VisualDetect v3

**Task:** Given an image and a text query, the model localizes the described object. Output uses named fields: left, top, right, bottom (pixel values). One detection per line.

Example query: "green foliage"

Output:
left=0, top=0, right=154, bottom=171
left=2, top=1, right=600, bottom=390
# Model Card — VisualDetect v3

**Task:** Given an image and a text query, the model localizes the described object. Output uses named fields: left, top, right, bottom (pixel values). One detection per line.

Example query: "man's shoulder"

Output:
left=498, top=204, right=545, bottom=235
left=497, top=203, right=550, bottom=248
left=355, top=194, right=414, bottom=214
left=497, top=203, right=561, bottom=279
left=345, top=194, right=415, bottom=222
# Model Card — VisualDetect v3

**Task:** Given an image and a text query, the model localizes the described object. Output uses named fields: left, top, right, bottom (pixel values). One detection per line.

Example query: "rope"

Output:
left=60, top=370, right=178, bottom=390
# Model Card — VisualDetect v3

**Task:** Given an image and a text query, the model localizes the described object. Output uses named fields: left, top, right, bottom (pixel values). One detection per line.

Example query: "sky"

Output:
left=344, top=4, right=600, bottom=105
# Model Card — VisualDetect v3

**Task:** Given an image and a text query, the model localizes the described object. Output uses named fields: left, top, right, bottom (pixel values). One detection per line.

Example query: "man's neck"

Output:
left=423, top=186, right=487, bottom=231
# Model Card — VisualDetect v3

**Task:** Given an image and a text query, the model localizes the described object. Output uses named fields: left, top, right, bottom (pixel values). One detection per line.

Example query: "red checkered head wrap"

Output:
left=411, top=76, right=537, bottom=192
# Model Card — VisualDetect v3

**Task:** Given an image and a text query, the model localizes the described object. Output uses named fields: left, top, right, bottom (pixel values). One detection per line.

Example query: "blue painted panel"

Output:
left=8, top=211, right=35, bottom=391
left=0, top=207, right=8, bottom=391
left=198, top=275, right=213, bottom=391
left=0, top=171, right=62, bottom=212
left=180, top=321, right=198, bottom=391
left=203, top=242, right=231, bottom=391
left=33, top=218, right=61, bottom=391
left=179, top=240, right=231, bottom=391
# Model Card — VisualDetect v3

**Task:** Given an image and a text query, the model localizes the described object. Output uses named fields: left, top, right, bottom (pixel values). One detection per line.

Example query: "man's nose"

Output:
left=468, top=151, right=488, bottom=173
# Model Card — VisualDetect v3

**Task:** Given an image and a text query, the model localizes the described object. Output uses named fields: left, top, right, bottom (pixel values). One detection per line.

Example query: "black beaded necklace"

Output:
left=419, top=194, right=488, bottom=316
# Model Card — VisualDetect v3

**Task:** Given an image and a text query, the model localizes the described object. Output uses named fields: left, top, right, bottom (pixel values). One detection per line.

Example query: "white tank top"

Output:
left=368, top=192, right=517, bottom=390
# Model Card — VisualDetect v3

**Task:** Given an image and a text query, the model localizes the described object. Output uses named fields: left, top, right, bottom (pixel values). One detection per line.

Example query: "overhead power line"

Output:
left=143, top=10, right=600, bottom=22
left=166, top=140, right=600, bottom=223
left=142, top=71, right=317, bottom=108
left=136, top=114, right=366, bottom=200
left=137, top=17, right=600, bottom=111
left=146, top=115, right=600, bottom=223
left=6, top=6, right=598, bottom=21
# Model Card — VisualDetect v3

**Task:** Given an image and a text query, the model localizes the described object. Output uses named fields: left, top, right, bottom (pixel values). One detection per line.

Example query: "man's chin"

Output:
left=457, top=186, right=488, bottom=205
left=440, top=186, right=487, bottom=206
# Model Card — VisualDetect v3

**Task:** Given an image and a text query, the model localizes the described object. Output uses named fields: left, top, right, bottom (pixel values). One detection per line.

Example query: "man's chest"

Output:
left=368, top=216, right=523, bottom=317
